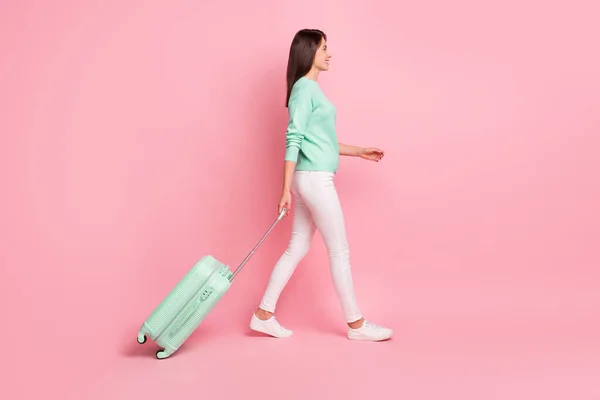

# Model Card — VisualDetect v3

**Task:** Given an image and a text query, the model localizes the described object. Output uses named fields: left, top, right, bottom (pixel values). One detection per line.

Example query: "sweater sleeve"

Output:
left=284, top=87, right=312, bottom=162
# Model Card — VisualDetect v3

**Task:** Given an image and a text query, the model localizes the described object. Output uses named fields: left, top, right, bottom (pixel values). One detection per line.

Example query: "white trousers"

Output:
left=259, top=171, right=363, bottom=323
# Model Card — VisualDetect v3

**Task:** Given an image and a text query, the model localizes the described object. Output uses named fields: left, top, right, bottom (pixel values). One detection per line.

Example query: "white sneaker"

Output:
left=347, top=320, right=393, bottom=341
left=249, top=314, right=293, bottom=338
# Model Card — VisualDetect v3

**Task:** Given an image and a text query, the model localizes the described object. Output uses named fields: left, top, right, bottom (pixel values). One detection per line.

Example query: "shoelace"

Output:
left=364, top=321, right=383, bottom=330
left=271, top=317, right=287, bottom=332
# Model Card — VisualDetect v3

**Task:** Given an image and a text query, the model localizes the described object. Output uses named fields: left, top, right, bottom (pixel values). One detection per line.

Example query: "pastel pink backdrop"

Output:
left=2, top=0, right=599, bottom=399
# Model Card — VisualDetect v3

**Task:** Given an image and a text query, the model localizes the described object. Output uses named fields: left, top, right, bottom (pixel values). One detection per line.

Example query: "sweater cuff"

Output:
left=285, top=146, right=300, bottom=162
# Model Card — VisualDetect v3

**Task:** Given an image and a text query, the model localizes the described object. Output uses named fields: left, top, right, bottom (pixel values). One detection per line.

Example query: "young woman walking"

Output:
left=250, top=29, right=393, bottom=342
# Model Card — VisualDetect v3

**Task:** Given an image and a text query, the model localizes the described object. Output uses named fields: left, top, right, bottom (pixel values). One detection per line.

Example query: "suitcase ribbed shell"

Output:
left=137, top=255, right=232, bottom=359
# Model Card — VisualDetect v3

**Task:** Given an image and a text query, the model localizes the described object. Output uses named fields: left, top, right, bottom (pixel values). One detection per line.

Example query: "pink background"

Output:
left=2, top=0, right=599, bottom=399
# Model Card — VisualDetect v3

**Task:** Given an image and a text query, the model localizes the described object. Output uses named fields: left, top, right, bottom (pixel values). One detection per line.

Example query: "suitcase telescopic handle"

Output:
left=230, top=208, right=287, bottom=281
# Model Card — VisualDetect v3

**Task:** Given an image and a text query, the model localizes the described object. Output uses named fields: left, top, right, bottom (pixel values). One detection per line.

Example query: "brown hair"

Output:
left=285, top=29, right=327, bottom=107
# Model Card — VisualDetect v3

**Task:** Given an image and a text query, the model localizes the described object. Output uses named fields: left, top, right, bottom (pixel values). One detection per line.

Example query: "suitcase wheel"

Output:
left=156, top=350, right=170, bottom=360
left=137, top=332, right=147, bottom=344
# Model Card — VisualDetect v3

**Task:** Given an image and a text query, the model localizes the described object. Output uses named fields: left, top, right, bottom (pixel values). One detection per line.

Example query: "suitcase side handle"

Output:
left=230, top=208, right=287, bottom=281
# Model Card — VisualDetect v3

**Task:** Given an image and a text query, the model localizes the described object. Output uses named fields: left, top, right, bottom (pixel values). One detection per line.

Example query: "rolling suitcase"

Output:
left=137, top=208, right=287, bottom=359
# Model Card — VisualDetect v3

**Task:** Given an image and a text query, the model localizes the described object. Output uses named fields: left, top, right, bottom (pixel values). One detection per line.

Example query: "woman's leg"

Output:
left=300, top=171, right=393, bottom=341
left=258, top=191, right=316, bottom=313
left=250, top=178, right=316, bottom=337
left=297, top=172, right=363, bottom=323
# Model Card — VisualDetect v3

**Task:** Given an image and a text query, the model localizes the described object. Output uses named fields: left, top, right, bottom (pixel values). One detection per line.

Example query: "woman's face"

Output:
left=313, top=38, right=331, bottom=71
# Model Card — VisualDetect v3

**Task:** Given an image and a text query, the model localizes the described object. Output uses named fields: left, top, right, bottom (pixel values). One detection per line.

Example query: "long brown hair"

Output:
left=285, top=29, right=327, bottom=107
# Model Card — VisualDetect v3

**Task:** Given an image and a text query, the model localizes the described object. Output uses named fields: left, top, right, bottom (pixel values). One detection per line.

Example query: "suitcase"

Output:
left=137, top=208, right=287, bottom=359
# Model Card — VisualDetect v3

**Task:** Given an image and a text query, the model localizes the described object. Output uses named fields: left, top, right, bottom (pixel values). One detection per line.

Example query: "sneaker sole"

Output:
left=347, top=332, right=393, bottom=341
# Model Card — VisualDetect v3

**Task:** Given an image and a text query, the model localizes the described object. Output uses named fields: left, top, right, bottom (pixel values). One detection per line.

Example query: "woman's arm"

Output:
left=339, top=142, right=385, bottom=162
left=281, top=160, right=296, bottom=193
left=285, top=88, right=312, bottom=163
left=279, top=88, right=311, bottom=215
left=338, top=142, right=363, bottom=157
left=278, top=160, right=295, bottom=215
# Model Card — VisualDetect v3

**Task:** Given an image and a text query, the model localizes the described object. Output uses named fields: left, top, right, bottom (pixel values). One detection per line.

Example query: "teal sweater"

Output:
left=284, top=77, right=340, bottom=172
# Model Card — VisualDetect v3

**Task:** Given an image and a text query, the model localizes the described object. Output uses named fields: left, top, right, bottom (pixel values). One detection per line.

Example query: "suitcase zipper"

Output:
left=167, top=264, right=230, bottom=337
left=153, top=260, right=221, bottom=343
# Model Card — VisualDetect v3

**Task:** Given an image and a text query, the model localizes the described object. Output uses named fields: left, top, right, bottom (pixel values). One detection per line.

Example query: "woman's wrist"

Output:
left=350, top=145, right=364, bottom=157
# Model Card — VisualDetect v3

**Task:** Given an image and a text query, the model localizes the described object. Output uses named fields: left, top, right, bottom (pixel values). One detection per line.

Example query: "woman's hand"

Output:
left=358, top=147, right=385, bottom=162
left=278, top=190, right=292, bottom=216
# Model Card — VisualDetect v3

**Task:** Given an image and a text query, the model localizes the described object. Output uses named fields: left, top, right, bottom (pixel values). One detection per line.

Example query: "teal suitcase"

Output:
left=137, top=209, right=286, bottom=359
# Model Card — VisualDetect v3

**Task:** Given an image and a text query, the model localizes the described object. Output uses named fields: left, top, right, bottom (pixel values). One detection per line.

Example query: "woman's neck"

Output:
left=304, top=68, right=320, bottom=81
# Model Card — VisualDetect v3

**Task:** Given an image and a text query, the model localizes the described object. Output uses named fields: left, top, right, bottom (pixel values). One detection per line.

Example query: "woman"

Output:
left=250, top=29, right=393, bottom=341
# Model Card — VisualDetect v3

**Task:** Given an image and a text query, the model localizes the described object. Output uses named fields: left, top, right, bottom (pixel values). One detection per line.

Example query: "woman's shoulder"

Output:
left=297, top=76, right=322, bottom=90
left=290, top=77, right=317, bottom=99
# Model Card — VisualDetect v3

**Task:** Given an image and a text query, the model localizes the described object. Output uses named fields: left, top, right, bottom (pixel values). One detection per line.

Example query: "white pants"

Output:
left=259, top=171, right=363, bottom=323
